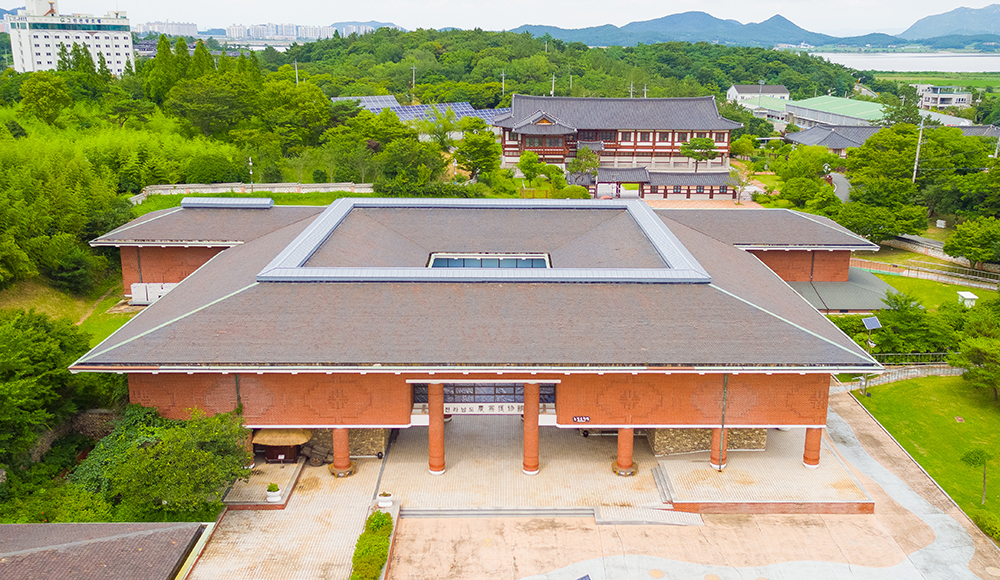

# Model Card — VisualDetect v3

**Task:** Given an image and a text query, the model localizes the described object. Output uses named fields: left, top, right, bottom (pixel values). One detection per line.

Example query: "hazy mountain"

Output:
left=901, top=4, right=1000, bottom=39
left=330, top=20, right=404, bottom=32
left=0, top=6, right=24, bottom=17
left=512, top=12, right=845, bottom=47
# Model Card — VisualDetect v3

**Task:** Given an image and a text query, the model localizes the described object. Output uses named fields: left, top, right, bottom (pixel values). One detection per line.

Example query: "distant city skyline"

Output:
left=5, top=0, right=999, bottom=37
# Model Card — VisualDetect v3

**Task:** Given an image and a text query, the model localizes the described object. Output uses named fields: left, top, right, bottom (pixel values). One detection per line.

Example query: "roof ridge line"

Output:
left=95, top=207, right=183, bottom=240
left=791, top=210, right=874, bottom=246
left=708, top=283, right=876, bottom=363
left=74, top=282, right=259, bottom=364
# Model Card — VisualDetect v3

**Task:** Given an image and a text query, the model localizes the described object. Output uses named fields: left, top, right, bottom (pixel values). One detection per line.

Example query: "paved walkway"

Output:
left=387, top=393, right=1000, bottom=580
left=189, top=460, right=380, bottom=580
left=661, top=427, right=870, bottom=504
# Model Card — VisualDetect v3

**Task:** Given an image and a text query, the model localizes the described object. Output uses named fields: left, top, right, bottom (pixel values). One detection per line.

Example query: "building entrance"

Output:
left=412, top=383, right=555, bottom=415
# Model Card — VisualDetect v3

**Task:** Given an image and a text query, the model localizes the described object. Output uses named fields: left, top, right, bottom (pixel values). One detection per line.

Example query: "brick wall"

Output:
left=129, top=371, right=827, bottom=428
left=129, top=373, right=412, bottom=426
left=748, top=250, right=850, bottom=282
left=120, top=246, right=225, bottom=293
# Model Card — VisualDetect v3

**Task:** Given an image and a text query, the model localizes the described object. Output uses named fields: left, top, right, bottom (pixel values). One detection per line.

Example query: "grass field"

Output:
left=752, top=174, right=782, bottom=191
left=856, top=376, right=1000, bottom=519
left=0, top=277, right=136, bottom=347
left=875, top=72, right=1000, bottom=88
left=134, top=190, right=381, bottom=216
left=855, top=246, right=953, bottom=266
left=874, top=273, right=991, bottom=311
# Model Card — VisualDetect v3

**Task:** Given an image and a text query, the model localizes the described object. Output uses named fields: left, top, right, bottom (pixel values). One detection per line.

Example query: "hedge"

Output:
left=350, top=510, right=394, bottom=580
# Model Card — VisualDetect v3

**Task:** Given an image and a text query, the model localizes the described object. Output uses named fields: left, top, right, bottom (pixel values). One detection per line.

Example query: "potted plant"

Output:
left=266, top=482, right=281, bottom=503
left=377, top=491, right=393, bottom=508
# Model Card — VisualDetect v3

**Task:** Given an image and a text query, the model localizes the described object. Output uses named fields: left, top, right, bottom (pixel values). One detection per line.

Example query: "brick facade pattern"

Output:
left=120, top=246, right=225, bottom=292
left=748, top=250, right=850, bottom=283
left=130, top=372, right=828, bottom=428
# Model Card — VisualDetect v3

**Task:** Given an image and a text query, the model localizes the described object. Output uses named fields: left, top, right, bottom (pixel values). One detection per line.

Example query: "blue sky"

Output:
left=13, top=0, right=998, bottom=37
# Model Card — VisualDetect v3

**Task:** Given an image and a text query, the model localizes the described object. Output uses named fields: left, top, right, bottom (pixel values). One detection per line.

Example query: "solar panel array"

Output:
left=331, top=96, right=510, bottom=124
left=329, top=95, right=401, bottom=111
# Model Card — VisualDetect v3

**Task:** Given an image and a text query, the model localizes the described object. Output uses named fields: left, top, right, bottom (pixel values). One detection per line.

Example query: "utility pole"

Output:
left=294, top=60, right=299, bottom=86
left=643, top=84, right=648, bottom=98
left=411, top=65, right=416, bottom=104
left=248, top=157, right=254, bottom=194
left=551, top=74, right=555, bottom=97
left=758, top=79, right=764, bottom=108
left=569, top=74, right=572, bottom=91
left=912, top=117, right=925, bottom=183
left=544, top=40, right=547, bottom=53
left=501, top=69, right=505, bottom=96
left=629, top=81, right=634, bottom=98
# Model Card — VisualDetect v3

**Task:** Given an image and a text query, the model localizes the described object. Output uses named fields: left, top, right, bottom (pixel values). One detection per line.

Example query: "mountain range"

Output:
left=509, top=9, right=1000, bottom=48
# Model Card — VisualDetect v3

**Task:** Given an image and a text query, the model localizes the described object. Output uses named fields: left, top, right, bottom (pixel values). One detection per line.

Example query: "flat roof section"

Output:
left=257, top=198, right=712, bottom=284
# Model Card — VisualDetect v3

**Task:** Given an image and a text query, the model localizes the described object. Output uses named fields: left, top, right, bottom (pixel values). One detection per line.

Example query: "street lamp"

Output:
left=248, top=156, right=254, bottom=194
left=861, top=316, right=881, bottom=396
left=758, top=79, right=765, bottom=109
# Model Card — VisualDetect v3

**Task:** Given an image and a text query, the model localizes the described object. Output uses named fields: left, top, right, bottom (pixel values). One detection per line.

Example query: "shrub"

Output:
left=374, top=178, right=489, bottom=198
left=312, top=169, right=328, bottom=183
left=551, top=185, right=591, bottom=199
left=267, top=483, right=279, bottom=492
left=972, top=510, right=1000, bottom=539
left=350, top=511, right=394, bottom=579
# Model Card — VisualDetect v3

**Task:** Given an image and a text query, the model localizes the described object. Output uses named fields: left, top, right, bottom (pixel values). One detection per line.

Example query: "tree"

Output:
left=19, top=71, right=72, bottom=124
left=773, top=145, right=839, bottom=182
left=727, top=165, right=754, bottom=204
left=106, top=409, right=251, bottom=518
left=517, top=150, right=544, bottom=184
left=944, top=216, right=1000, bottom=269
left=189, top=40, right=215, bottom=79
left=413, top=105, right=460, bottom=152
left=949, top=336, right=1000, bottom=402
left=172, top=38, right=191, bottom=80
left=835, top=202, right=926, bottom=243
left=164, top=72, right=258, bottom=137
left=566, top=147, right=600, bottom=186
left=729, top=135, right=756, bottom=159
left=454, top=119, right=500, bottom=181
left=102, top=85, right=156, bottom=128
left=679, top=137, right=719, bottom=173
left=879, top=91, right=924, bottom=126
left=962, top=449, right=995, bottom=505
left=144, top=35, right=177, bottom=103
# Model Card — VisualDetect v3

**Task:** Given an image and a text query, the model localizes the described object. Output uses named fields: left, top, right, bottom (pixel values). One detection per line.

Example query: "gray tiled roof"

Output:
left=656, top=208, right=878, bottom=249
left=648, top=172, right=730, bottom=186
left=0, top=523, right=202, bottom=580
left=495, top=95, right=743, bottom=131
left=512, top=110, right=577, bottom=135
left=92, top=205, right=324, bottom=245
left=596, top=167, right=649, bottom=183
left=578, top=140, right=605, bottom=151
left=730, top=85, right=789, bottom=95
left=788, top=268, right=893, bottom=312
left=74, top=202, right=877, bottom=371
left=960, top=125, right=1000, bottom=138
left=786, top=125, right=882, bottom=149
left=302, top=207, right=667, bottom=269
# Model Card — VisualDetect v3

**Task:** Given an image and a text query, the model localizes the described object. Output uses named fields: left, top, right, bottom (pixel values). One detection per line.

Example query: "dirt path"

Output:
left=75, top=287, right=116, bottom=326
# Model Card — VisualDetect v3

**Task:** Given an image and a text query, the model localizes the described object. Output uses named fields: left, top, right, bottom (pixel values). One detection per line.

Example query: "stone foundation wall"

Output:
left=647, top=428, right=767, bottom=456
left=350, top=428, right=389, bottom=456
left=72, top=409, right=116, bottom=440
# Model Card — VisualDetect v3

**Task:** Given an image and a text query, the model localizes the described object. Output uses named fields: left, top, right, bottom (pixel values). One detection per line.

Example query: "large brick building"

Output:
left=76, top=198, right=881, bottom=478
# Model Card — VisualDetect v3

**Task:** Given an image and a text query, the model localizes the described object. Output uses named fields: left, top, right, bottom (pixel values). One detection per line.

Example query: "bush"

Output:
left=374, top=178, right=489, bottom=198
left=312, top=169, right=328, bottom=183
left=350, top=511, right=394, bottom=579
left=551, top=185, right=591, bottom=199
left=972, top=510, right=1000, bottom=539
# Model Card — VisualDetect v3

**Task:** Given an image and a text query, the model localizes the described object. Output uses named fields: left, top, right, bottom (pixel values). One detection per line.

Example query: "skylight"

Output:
left=429, top=253, right=550, bottom=269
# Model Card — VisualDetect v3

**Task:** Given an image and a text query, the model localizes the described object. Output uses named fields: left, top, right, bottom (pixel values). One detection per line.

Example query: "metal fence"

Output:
left=850, top=365, right=964, bottom=390
left=873, top=352, right=948, bottom=366
left=850, top=258, right=998, bottom=291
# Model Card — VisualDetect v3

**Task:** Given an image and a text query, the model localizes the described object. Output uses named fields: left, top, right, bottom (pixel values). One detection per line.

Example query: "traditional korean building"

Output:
left=75, top=198, right=881, bottom=481
left=493, top=95, right=741, bottom=199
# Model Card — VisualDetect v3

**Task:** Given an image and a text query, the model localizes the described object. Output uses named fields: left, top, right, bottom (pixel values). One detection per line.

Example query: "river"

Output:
left=811, top=52, right=1000, bottom=72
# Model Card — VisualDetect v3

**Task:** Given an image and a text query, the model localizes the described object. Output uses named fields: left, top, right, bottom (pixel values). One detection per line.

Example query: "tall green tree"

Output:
left=144, top=35, right=177, bottom=104
left=679, top=137, right=719, bottom=173
left=454, top=118, right=500, bottom=181
left=944, top=216, right=1000, bottom=268
left=566, top=146, right=600, bottom=185
left=19, top=71, right=72, bottom=124
left=189, top=40, right=215, bottom=78
left=517, top=150, right=544, bottom=184
left=962, top=449, right=995, bottom=505
left=172, top=38, right=191, bottom=80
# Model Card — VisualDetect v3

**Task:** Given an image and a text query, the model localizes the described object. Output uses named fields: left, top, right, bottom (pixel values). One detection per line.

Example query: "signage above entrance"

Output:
left=445, top=403, right=524, bottom=415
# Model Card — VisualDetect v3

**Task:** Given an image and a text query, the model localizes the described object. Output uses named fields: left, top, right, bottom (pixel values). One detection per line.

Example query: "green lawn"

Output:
left=874, top=273, right=993, bottom=311
left=134, top=190, right=382, bottom=216
left=922, top=218, right=957, bottom=243
left=0, top=277, right=136, bottom=347
left=856, top=376, right=1000, bottom=519
left=753, top=174, right=782, bottom=191
left=855, top=246, right=952, bottom=267
left=875, top=72, right=1000, bottom=88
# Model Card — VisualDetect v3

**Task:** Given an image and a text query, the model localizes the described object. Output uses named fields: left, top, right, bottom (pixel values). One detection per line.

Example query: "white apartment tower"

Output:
left=4, top=0, right=134, bottom=75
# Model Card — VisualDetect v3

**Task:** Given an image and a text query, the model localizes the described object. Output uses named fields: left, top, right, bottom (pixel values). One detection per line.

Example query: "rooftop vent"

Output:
left=181, top=198, right=274, bottom=209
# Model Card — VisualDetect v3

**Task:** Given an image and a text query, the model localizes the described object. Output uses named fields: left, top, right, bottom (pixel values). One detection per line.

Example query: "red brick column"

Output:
left=428, top=383, right=446, bottom=475
left=329, top=428, right=355, bottom=477
left=710, top=428, right=728, bottom=470
left=803, top=427, right=822, bottom=469
left=613, top=428, right=637, bottom=476
left=523, top=383, right=540, bottom=475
